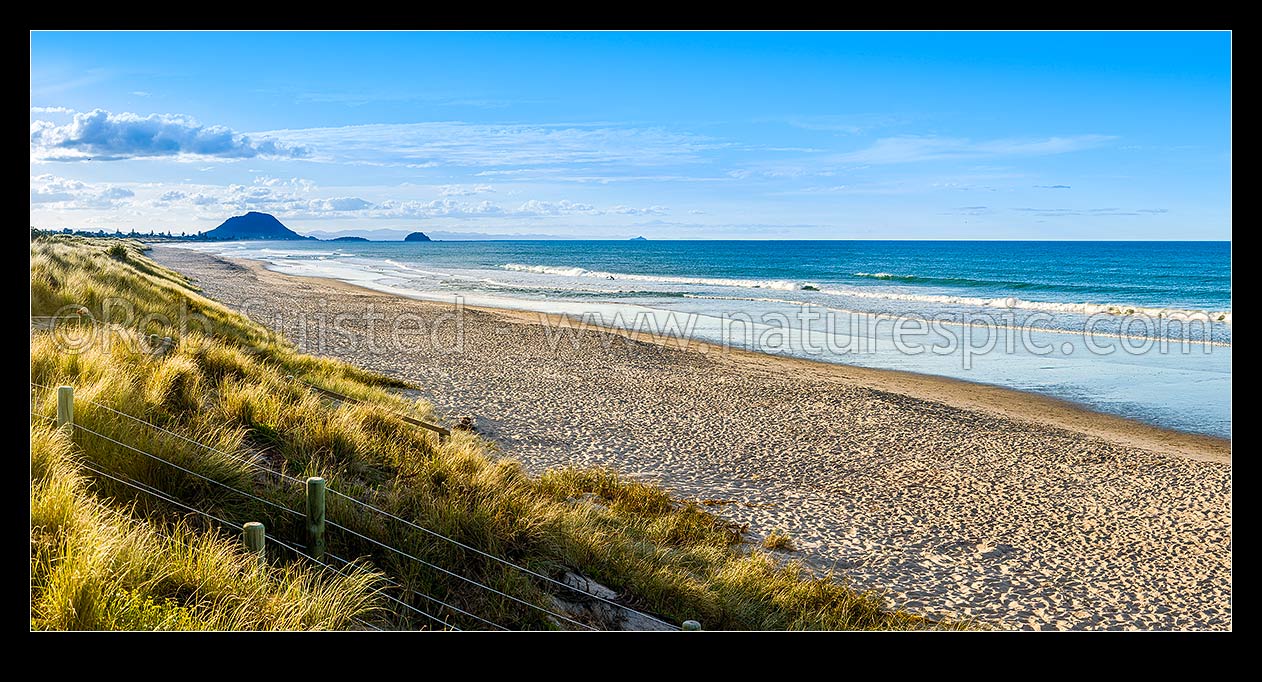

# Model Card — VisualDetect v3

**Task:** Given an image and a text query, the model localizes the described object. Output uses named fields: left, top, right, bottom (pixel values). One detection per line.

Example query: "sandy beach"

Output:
left=150, top=246, right=1232, bottom=630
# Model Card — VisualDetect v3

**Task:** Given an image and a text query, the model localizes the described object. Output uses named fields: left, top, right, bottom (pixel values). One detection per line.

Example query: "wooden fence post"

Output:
left=56, top=386, right=74, bottom=430
left=243, top=521, right=266, bottom=560
left=682, top=620, right=702, bottom=631
left=306, top=477, right=326, bottom=561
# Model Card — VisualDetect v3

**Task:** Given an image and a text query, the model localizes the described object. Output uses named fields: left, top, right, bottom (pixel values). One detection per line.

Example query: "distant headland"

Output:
left=202, top=212, right=312, bottom=241
left=31, top=213, right=676, bottom=243
left=31, top=213, right=446, bottom=243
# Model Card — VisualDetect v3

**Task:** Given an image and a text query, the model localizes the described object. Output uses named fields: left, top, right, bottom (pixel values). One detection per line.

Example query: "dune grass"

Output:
left=762, top=531, right=797, bottom=552
left=30, top=422, right=385, bottom=630
left=30, top=236, right=948, bottom=630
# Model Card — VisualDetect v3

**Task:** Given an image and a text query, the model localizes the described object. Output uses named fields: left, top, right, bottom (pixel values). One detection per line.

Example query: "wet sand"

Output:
left=151, top=245, right=1232, bottom=630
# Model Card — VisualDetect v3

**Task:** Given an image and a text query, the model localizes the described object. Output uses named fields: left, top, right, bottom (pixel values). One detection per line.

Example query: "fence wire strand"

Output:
left=327, top=489, right=676, bottom=628
left=327, top=520, right=596, bottom=630
left=75, top=460, right=457, bottom=631
left=325, top=550, right=510, bottom=631
left=267, top=535, right=458, bottom=631
left=78, top=460, right=241, bottom=532
left=72, top=422, right=306, bottom=521
left=33, top=381, right=676, bottom=630
left=82, top=398, right=307, bottom=487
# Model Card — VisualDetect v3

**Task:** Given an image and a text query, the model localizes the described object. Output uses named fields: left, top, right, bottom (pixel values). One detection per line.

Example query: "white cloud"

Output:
left=726, top=165, right=820, bottom=180
left=375, top=199, right=506, bottom=219
left=253, top=175, right=316, bottom=192
left=1012, top=206, right=1168, bottom=217
left=260, top=121, right=722, bottom=169
left=834, top=135, right=1116, bottom=165
left=784, top=114, right=903, bottom=134
left=30, top=174, right=134, bottom=208
left=505, top=200, right=668, bottom=217
left=99, top=187, right=135, bottom=200
left=147, top=177, right=339, bottom=215
left=514, top=199, right=596, bottom=216
left=308, top=197, right=373, bottom=212
left=365, top=198, right=666, bottom=220
left=30, top=108, right=310, bottom=161
left=30, top=106, right=75, bottom=114
left=608, top=205, right=668, bottom=216
left=32, top=170, right=670, bottom=223
left=438, top=184, right=495, bottom=197
left=141, top=181, right=541, bottom=220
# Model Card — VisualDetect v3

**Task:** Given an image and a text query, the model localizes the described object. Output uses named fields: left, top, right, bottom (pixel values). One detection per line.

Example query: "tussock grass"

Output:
left=30, top=423, right=385, bottom=630
left=30, top=236, right=951, bottom=630
left=762, top=531, right=796, bottom=552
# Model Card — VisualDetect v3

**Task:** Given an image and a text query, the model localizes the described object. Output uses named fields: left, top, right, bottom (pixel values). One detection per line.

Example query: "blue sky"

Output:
left=30, top=31, right=1231, bottom=239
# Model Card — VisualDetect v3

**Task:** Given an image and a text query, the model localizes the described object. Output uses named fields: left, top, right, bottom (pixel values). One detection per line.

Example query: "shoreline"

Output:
left=234, top=253, right=1229, bottom=465
left=148, top=245, right=1233, bottom=630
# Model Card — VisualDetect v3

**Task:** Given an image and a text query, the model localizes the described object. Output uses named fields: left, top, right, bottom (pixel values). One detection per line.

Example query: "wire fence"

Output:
left=318, top=549, right=510, bottom=630
left=88, top=400, right=308, bottom=487
left=72, top=457, right=455, bottom=631
left=326, top=519, right=595, bottom=630
left=30, top=381, right=681, bottom=631
left=62, top=459, right=381, bottom=633
left=70, top=426, right=478, bottom=629
left=73, top=423, right=307, bottom=521
left=62, top=397, right=597, bottom=626
left=78, top=459, right=241, bottom=530
left=324, top=486, right=678, bottom=629
left=265, top=534, right=457, bottom=630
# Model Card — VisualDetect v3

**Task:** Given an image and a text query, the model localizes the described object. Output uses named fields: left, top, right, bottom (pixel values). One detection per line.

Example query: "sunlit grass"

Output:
left=30, top=236, right=952, bottom=630
left=762, top=530, right=796, bottom=552
left=30, top=423, right=385, bottom=631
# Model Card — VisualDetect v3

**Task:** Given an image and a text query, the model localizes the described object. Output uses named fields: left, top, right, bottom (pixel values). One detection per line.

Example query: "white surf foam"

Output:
left=501, top=263, right=814, bottom=291
left=500, top=262, right=1230, bottom=323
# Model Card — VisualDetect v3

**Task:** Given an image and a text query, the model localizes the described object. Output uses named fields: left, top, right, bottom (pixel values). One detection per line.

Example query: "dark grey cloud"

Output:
left=30, top=109, right=309, bottom=161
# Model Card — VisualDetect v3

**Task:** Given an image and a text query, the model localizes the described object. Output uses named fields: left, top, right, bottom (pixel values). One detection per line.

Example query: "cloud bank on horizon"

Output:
left=29, top=32, right=1230, bottom=239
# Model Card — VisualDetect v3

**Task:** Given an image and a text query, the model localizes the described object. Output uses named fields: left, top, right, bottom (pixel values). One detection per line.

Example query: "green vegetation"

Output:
left=30, top=236, right=946, bottom=630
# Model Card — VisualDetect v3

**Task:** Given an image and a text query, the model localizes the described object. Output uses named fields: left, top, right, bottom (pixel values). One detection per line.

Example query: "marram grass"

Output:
left=30, top=236, right=955, bottom=630
left=30, top=423, right=385, bottom=631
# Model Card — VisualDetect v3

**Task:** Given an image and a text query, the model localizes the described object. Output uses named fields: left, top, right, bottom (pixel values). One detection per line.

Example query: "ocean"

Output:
left=178, top=240, right=1232, bottom=438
